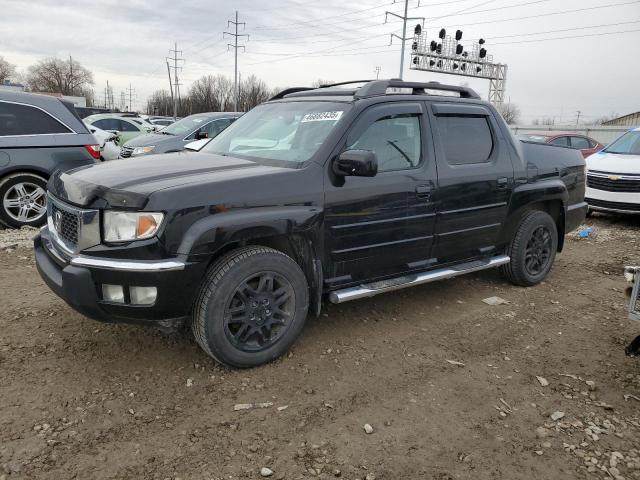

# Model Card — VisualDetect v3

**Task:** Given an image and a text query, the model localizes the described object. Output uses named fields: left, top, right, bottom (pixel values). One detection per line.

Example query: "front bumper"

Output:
left=34, top=228, right=206, bottom=328
left=586, top=186, right=640, bottom=214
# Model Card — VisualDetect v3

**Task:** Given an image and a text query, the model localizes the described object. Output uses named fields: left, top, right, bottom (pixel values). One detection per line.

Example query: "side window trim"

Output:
left=430, top=102, right=497, bottom=167
left=0, top=99, right=76, bottom=137
left=343, top=102, right=425, bottom=173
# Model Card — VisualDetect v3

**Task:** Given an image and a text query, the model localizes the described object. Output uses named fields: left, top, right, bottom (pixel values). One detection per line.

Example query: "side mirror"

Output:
left=196, top=131, right=209, bottom=140
left=333, top=150, right=378, bottom=177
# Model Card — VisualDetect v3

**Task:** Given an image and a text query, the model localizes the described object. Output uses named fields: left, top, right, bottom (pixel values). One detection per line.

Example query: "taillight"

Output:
left=84, top=144, right=101, bottom=161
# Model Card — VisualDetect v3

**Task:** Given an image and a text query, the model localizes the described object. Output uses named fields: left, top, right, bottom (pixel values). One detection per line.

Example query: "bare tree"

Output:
left=0, top=56, right=16, bottom=84
left=26, top=57, right=93, bottom=95
left=147, top=74, right=273, bottom=116
left=311, top=79, right=334, bottom=88
left=496, top=102, right=521, bottom=125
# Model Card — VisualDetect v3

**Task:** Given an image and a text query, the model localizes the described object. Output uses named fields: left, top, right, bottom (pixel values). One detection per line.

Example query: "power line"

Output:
left=428, top=0, right=640, bottom=28
left=224, top=11, right=249, bottom=111
left=490, top=27, right=640, bottom=45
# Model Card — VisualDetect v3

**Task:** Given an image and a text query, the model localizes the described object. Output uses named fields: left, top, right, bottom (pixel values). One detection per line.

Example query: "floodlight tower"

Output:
left=410, top=27, right=508, bottom=105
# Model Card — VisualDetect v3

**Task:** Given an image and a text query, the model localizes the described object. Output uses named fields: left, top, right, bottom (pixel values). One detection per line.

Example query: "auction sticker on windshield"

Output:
left=301, top=111, right=343, bottom=123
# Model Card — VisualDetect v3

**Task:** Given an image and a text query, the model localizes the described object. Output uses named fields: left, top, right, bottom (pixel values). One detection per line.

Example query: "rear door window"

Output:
left=549, top=136, right=569, bottom=147
left=93, top=118, right=120, bottom=131
left=570, top=136, right=590, bottom=149
left=119, top=119, right=139, bottom=132
left=0, top=101, right=71, bottom=136
left=435, top=116, right=493, bottom=165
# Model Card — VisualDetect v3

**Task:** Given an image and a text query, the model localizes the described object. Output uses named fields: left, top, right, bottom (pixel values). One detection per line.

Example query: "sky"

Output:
left=1, top=0, right=639, bottom=124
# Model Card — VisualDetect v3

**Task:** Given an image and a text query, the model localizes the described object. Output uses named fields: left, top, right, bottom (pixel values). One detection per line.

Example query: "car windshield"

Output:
left=605, top=130, right=640, bottom=155
left=162, top=116, right=211, bottom=136
left=201, top=101, right=350, bottom=164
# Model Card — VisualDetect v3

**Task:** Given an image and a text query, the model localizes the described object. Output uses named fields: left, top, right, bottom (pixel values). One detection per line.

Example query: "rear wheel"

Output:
left=501, top=210, right=558, bottom=287
left=192, top=246, right=309, bottom=368
left=0, top=173, right=48, bottom=229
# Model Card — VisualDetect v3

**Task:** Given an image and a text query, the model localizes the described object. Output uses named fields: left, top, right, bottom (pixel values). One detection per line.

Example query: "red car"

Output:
left=517, top=133, right=604, bottom=158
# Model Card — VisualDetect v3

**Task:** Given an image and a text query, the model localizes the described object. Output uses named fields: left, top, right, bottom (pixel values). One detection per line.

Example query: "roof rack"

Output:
left=317, top=80, right=374, bottom=88
left=269, top=87, right=316, bottom=101
left=269, top=79, right=481, bottom=101
left=355, top=79, right=480, bottom=99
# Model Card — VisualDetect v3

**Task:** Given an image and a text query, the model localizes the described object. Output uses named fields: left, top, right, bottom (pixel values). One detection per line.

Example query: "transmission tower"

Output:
left=374, top=66, right=381, bottom=79
left=126, top=83, right=136, bottom=112
left=386, top=1, right=424, bottom=79
left=166, top=43, right=184, bottom=119
left=224, top=11, right=249, bottom=111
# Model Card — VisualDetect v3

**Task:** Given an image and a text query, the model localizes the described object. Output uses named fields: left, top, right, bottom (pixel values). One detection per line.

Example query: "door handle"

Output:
left=497, top=177, right=509, bottom=189
left=416, top=184, right=431, bottom=199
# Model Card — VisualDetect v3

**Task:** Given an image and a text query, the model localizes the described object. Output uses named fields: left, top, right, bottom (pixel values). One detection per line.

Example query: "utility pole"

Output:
left=374, top=66, right=381, bottom=79
left=166, top=43, right=184, bottom=120
left=386, top=1, right=424, bottom=79
left=126, top=83, right=135, bottom=112
left=106, top=80, right=110, bottom=109
left=575, top=110, right=582, bottom=126
left=224, top=11, right=249, bottom=111
left=166, top=61, right=175, bottom=118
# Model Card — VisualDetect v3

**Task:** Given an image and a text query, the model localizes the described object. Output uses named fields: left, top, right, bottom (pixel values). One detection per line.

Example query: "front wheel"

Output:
left=501, top=210, right=558, bottom=287
left=0, top=173, right=48, bottom=229
left=192, top=246, right=309, bottom=368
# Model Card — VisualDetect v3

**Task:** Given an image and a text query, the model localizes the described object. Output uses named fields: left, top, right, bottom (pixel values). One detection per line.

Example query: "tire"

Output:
left=192, top=246, right=309, bottom=368
left=501, top=210, right=558, bottom=287
left=0, top=173, right=48, bottom=229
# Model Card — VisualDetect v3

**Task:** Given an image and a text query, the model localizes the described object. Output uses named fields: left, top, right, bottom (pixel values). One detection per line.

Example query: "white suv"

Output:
left=585, top=127, right=640, bottom=214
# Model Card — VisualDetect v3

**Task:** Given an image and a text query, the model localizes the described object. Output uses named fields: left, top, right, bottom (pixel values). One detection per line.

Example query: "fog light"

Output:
left=102, top=284, right=125, bottom=303
left=130, top=286, right=157, bottom=305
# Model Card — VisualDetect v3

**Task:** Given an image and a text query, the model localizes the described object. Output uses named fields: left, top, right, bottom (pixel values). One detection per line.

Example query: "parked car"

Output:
left=585, top=127, right=640, bottom=214
left=517, top=133, right=604, bottom=158
left=0, top=91, right=99, bottom=228
left=84, top=122, right=120, bottom=161
left=84, top=114, right=154, bottom=145
left=34, top=79, right=586, bottom=367
left=119, top=112, right=240, bottom=158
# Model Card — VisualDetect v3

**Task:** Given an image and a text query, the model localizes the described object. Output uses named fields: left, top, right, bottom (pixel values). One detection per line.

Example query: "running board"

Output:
left=328, top=255, right=510, bottom=304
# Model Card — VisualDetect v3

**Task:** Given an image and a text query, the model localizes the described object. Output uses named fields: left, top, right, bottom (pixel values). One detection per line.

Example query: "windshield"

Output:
left=201, top=101, right=350, bottom=164
left=162, top=116, right=211, bottom=136
left=605, top=130, right=640, bottom=155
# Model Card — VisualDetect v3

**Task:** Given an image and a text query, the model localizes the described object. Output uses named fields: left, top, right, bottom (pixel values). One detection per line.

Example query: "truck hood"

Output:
left=585, top=150, right=640, bottom=175
left=48, top=152, right=278, bottom=209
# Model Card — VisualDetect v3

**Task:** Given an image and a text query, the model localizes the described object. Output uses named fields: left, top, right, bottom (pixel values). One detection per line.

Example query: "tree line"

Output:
left=145, top=74, right=276, bottom=116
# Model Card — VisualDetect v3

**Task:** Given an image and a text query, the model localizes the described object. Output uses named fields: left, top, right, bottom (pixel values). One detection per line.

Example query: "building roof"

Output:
left=602, top=111, right=640, bottom=126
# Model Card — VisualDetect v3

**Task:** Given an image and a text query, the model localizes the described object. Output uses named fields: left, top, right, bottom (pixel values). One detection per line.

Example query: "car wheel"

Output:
left=192, top=246, right=309, bottom=368
left=0, top=173, right=48, bottom=229
left=501, top=210, right=558, bottom=287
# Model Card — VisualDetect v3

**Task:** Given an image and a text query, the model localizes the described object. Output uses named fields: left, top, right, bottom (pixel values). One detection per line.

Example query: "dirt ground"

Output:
left=1, top=215, right=639, bottom=480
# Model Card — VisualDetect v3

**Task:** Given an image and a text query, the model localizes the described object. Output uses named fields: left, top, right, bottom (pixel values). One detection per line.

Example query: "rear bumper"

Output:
left=34, top=228, right=207, bottom=328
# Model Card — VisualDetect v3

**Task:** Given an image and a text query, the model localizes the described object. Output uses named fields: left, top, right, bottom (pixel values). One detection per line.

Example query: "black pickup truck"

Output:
left=34, top=79, right=587, bottom=367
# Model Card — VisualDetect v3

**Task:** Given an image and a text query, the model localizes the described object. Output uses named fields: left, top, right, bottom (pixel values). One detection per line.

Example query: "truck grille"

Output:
left=587, top=173, right=640, bottom=193
left=47, top=195, right=100, bottom=254
left=586, top=198, right=640, bottom=212
left=120, top=146, right=134, bottom=158
left=50, top=202, right=80, bottom=247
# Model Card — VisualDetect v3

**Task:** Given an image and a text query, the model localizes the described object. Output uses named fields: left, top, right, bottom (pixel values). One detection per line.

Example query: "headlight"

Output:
left=103, top=211, right=164, bottom=242
left=131, top=146, right=155, bottom=156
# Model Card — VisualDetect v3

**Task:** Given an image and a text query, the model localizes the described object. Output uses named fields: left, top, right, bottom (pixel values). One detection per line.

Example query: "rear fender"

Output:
left=500, top=179, right=568, bottom=251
